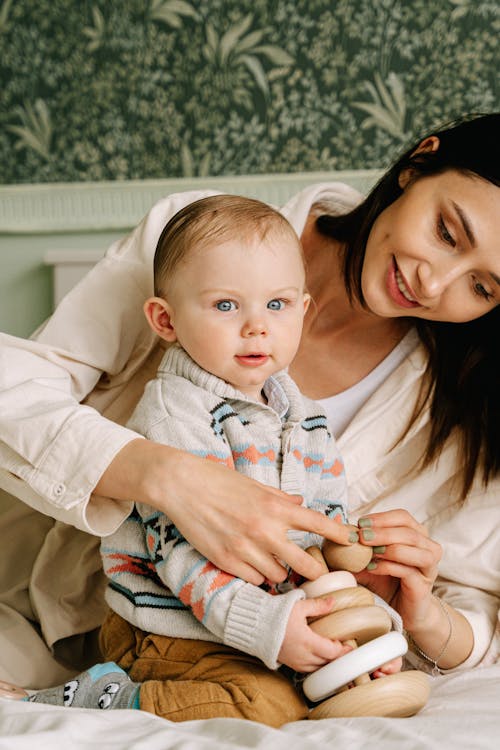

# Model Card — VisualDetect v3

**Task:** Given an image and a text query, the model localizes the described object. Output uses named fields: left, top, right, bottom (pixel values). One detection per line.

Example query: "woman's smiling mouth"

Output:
left=395, top=269, right=417, bottom=303
left=387, top=258, right=420, bottom=308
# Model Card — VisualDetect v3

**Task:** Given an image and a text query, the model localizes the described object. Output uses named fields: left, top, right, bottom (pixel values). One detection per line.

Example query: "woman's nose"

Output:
left=416, top=258, right=464, bottom=299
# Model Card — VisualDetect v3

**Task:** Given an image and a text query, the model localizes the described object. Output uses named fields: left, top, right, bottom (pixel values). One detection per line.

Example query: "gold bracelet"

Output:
left=409, top=597, right=452, bottom=676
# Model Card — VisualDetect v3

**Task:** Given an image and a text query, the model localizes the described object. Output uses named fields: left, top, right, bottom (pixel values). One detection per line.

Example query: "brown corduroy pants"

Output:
left=99, top=610, right=308, bottom=727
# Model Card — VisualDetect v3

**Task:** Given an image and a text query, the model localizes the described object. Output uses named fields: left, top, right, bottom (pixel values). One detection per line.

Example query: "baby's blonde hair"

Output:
left=153, top=194, right=302, bottom=296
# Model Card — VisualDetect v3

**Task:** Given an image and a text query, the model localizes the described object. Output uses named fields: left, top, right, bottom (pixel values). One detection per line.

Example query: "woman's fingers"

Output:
left=358, top=510, right=442, bottom=576
left=286, top=504, right=354, bottom=544
left=370, top=541, right=440, bottom=578
left=353, top=509, right=442, bottom=627
left=359, top=509, right=427, bottom=533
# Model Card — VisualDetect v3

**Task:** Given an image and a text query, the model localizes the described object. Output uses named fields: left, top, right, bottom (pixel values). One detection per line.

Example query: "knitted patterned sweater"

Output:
left=101, top=344, right=348, bottom=670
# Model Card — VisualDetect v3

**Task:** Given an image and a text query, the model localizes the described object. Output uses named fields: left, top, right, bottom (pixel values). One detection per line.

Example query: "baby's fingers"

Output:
left=302, top=595, right=336, bottom=620
left=371, top=656, right=403, bottom=678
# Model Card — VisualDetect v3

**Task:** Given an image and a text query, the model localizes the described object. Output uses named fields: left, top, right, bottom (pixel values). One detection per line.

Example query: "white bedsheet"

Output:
left=1, top=664, right=499, bottom=749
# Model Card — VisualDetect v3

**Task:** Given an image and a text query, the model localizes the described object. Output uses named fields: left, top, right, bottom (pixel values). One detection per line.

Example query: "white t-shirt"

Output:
left=318, top=328, right=419, bottom=437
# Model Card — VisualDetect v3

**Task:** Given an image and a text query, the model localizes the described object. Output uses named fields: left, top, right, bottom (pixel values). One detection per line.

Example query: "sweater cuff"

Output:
left=224, top=584, right=305, bottom=670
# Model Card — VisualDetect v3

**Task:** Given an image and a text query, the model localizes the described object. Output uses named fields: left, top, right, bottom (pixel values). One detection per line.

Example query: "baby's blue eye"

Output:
left=267, top=299, right=285, bottom=310
left=216, top=300, right=236, bottom=311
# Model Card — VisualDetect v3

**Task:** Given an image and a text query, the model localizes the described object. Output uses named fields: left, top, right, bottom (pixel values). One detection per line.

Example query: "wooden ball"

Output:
left=322, top=528, right=373, bottom=573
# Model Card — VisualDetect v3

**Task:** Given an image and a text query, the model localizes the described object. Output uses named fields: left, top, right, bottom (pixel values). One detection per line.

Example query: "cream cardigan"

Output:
left=103, top=345, right=350, bottom=670
left=0, top=184, right=498, bottom=688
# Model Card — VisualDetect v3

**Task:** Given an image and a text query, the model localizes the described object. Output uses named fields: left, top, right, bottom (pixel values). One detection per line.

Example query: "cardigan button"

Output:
left=53, top=483, right=66, bottom=498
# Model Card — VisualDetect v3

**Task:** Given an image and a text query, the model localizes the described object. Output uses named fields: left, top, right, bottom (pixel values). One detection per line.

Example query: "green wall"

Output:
left=0, top=229, right=123, bottom=338
left=1, top=0, right=498, bottom=183
left=0, top=170, right=380, bottom=338
left=0, top=1, right=498, bottom=338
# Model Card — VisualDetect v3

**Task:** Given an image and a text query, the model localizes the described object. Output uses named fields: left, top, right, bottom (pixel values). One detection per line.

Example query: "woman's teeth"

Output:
left=395, top=270, right=417, bottom=302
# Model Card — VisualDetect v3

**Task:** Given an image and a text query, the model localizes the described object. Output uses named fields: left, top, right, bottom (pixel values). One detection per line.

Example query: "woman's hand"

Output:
left=353, top=509, right=442, bottom=631
left=354, top=509, right=474, bottom=669
left=96, top=439, right=354, bottom=585
left=278, top=598, right=351, bottom=672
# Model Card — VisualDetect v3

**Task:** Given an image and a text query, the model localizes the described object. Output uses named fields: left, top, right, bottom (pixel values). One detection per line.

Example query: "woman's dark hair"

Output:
left=316, top=113, right=500, bottom=498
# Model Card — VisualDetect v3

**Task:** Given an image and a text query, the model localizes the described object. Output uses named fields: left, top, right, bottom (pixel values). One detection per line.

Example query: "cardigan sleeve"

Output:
left=139, top=505, right=304, bottom=670
left=0, top=190, right=221, bottom=534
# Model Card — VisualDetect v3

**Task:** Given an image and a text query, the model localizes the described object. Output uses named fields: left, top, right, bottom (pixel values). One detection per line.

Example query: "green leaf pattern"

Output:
left=0, top=0, right=497, bottom=183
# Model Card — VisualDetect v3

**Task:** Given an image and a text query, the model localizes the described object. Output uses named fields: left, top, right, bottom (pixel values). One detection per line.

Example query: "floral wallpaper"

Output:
left=0, top=0, right=498, bottom=184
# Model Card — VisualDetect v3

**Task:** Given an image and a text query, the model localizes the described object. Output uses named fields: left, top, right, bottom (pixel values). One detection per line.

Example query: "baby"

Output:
left=23, top=195, right=400, bottom=726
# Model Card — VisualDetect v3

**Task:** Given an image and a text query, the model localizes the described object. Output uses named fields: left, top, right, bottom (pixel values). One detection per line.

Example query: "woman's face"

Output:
left=361, top=170, right=500, bottom=323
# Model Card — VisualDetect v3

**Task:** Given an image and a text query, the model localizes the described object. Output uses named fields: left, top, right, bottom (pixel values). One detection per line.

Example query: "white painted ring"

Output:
left=300, top=571, right=357, bottom=598
left=302, top=631, right=408, bottom=703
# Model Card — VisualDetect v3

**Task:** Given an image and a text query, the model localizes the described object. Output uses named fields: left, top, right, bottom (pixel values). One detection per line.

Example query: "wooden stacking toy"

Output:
left=301, top=531, right=430, bottom=719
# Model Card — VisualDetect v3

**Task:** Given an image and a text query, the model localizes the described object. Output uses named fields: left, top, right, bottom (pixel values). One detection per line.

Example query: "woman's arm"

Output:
left=0, top=189, right=353, bottom=583
left=96, top=438, right=354, bottom=585
left=0, top=191, right=210, bottom=532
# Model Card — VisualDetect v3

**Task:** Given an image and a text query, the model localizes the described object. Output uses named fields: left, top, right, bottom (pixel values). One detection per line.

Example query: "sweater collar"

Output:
left=158, top=344, right=291, bottom=417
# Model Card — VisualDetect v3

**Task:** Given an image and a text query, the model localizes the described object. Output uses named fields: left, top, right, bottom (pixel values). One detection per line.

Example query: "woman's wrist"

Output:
left=407, top=596, right=452, bottom=674
left=94, top=438, right=180, bottom=512
left=406, top=595, right=474, bottom=672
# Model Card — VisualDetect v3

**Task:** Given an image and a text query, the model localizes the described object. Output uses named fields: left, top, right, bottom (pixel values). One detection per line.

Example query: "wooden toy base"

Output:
left=308, top=670, right=430, bottom=719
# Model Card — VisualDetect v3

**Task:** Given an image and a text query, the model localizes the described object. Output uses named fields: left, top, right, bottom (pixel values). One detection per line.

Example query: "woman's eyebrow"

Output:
left=451, top=201, right=500, bottom=287
left=452, top=201, right=476, bottom=247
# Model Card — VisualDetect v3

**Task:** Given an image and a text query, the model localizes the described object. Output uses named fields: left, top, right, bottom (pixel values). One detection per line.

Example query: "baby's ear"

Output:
left=143, top=297, right=177, bottom=342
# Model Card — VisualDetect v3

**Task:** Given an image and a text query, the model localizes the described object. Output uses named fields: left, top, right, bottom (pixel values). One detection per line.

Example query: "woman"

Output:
left=0, top=113, right=498, bottom=691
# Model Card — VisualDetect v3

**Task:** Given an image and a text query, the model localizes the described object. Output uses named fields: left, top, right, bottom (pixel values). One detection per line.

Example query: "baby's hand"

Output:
left=371, top=655, right=403, bottom=679
left=278, top=597, right=351, bottom=672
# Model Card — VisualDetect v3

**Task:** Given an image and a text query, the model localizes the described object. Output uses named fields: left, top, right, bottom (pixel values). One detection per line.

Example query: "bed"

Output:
left=1, top=664, right=499, bottom=749
left=0, top=171, right=498, bottom=748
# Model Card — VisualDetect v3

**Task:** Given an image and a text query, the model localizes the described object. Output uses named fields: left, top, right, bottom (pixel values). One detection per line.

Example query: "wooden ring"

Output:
left=300, top=571, right=357, bottom=598
left=308, top=670, right=430, bottom=719
left=309, top=604, right=392, bottom=644
left=303, top=631, right=408, bottom=702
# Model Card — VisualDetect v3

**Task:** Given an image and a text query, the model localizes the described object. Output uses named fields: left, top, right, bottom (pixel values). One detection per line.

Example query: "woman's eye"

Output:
left=438, top=216, right=455, bottom=246
left=267, top=299, right=285, bottom=310
left=215, top=300, right=236, bottom=312
left=472, top=279, right=494, bottom=302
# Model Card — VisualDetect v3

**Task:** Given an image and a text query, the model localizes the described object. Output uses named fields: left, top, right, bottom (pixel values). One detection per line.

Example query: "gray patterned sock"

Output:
left=26, top=662, right=140, bottom=710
